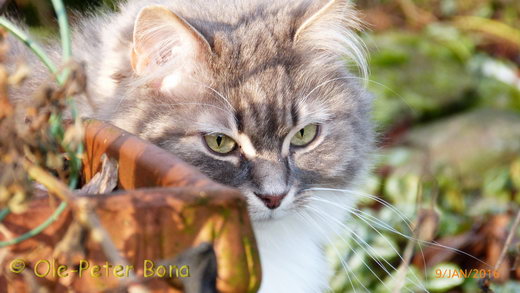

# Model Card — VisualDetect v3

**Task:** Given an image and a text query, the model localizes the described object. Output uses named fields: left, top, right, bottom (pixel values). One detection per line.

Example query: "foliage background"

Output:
left=4, top=0, right=520, bottom=292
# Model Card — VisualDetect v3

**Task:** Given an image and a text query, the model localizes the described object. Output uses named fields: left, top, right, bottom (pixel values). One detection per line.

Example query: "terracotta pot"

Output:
left=0, top=119, right=261, bottom=293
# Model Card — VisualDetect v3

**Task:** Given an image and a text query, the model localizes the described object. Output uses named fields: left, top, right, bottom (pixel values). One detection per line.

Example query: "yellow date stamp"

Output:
left=434, top=268, right=499, bottom=279
left=9, top=259, right=190, bottom=278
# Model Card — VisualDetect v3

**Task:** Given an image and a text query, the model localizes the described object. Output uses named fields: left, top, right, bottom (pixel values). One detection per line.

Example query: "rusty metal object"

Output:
left=0, top=119, right=261, bottom=292
left=82, top=119, right=215, bottom=189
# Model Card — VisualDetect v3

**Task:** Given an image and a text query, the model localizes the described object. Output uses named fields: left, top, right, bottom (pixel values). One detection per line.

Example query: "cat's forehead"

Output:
left=206, top=3, right=302, bottom=75
left=224, top=68, right=296, bottom=150
left=234, top=97, right=295, bottom=150
left=213, top=68, right=340, bottom=152
left=198, top=42, right=345, bottom=145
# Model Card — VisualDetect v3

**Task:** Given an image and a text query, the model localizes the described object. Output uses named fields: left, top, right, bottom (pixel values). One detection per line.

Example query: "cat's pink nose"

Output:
left=255, top=193, right=286, bottom=209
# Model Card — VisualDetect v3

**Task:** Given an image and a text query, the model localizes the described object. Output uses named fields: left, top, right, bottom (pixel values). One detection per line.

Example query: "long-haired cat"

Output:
left=8, top=0, right=374, bottom=291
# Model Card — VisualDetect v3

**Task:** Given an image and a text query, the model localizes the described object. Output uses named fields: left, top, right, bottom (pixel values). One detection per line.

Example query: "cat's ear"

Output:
left=293, top=0, right=367, bottom=77
left=294, top=0, right=362, bottom=42
left=131, top=5, right=211, bottom=75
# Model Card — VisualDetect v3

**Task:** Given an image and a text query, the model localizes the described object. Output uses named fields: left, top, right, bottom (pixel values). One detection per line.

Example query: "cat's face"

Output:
left=110, top=1, right=373, bottom=221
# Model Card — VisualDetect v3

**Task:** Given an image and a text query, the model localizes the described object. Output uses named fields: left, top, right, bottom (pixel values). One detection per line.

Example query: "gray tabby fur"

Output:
left=6, top=0, right=375, bottom=291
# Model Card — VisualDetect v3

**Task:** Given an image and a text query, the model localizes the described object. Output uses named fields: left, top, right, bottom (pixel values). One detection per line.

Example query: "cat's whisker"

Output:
left=306, top=205, right=426, bottom=293
left=150, top=102, right=234, bottom=116
left=313, top=197, right=406, bottom=255
left=295, top=210, right=366, bottom=293
left=295, top=211, right=357, bottom=293
left=345, top=206, right=427, bottom=273
left=307, top=188, right=492, bottom=268
left=328, top=76, right=416, bottom=113
left=200, top=85, right=236, bottom=112
left=310, top=197, right=413, bottom=257
left=308, top=187, right=415, bottom=232
left=296, top=75, right=415, bottom=114
left=310, top=197, right=429, bottom=292
left=305, top=206, right=399, bottom=293
left=184, top=77, right=236, bottom=112
left=128, top=102, right=236, bottom=129
left=298, top=77, right=349, bottom=108
left=337, top=192, right=491, bottom=268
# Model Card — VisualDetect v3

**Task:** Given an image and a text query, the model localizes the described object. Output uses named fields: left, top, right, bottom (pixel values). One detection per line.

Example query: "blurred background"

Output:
left=2, top=0, right=519, bottom=292
left=347, top=1, right=520, bottom=292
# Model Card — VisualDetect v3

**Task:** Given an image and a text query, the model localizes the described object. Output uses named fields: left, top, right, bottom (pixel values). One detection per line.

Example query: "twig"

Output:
left=453, top=16, right=520, bottom=48
left=22, top=158, right=148, bottom=291
left=0, top=223, right=13, bottom=239
left=393, top=175, right=439, bottom=293
left=392, top=230, right=417, bottom=293
left=75, top=199, right=149, bottom=292
left=493, top=210, right=520, bottom=273
left=393, top=179, right=423, bottom=293
left=22, top=158, right=75, bottom=204
left=0, top=159, right=72, bottom=247
left=480, top=209, right=520, bottom=292
left=396, top=0, right=435, bottom=28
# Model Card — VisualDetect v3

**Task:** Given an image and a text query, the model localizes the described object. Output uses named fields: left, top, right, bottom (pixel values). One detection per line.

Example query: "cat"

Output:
left=8, top=0, right=374, bottom=292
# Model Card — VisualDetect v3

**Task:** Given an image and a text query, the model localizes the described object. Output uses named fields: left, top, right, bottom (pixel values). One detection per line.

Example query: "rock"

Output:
left=392, top=109, right=520, bottom=187
left=368, top=29, right=476, bottom=127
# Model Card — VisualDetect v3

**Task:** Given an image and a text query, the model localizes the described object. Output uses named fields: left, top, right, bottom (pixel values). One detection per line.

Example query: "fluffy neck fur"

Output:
left=253, top=192, right=356, bottom=292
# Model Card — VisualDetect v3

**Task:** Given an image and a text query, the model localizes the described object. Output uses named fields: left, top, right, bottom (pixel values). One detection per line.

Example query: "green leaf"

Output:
left=510, top=158, right=520, bottom=190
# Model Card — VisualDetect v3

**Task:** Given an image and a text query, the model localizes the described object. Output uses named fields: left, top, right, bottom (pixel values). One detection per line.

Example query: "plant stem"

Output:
left=0, top=18, right=57, bottom=74
left=50, top=0, right=71, bottom=83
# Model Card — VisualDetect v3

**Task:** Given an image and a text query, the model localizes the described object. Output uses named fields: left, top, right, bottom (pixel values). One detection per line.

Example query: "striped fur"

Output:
left=8, top=1, right=374, bottom=292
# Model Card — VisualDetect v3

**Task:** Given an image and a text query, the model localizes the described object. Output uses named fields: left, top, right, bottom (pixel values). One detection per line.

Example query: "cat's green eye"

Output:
left=290, top=124, right=318, bottom=147
left=204, top=133, right=237, bottom=154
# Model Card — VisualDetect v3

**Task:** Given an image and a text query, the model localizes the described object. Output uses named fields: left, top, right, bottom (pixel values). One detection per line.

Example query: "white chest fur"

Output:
left=252, top=193, right=353, bottom=293
left=253, top=217, right=329, bottom=292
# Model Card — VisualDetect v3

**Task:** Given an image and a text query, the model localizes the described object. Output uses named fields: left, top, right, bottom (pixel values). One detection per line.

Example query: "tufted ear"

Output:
left=294, top=0, right=361, bottom=42
left=131, top=5, right=212, bottom=76
left=293, top=0, right=361, bottom=41
left=293, top=0, right=367, bottom=78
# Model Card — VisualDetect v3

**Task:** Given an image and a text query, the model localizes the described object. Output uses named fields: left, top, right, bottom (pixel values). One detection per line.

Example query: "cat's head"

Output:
left=111, top=0, right=374, bottom=221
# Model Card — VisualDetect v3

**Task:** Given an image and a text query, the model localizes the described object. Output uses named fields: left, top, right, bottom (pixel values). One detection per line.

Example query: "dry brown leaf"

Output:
left=79, top=154, right=118, bottom=195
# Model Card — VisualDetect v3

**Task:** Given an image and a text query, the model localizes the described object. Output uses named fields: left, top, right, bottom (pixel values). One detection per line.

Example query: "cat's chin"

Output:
left=249, top=208, right=293, bottom=222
